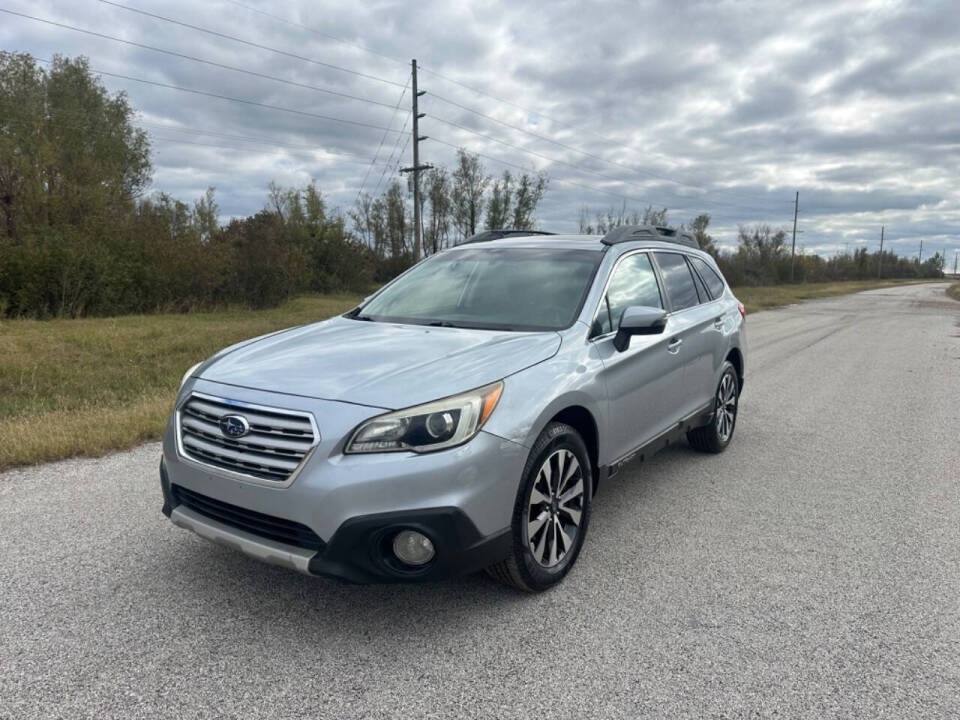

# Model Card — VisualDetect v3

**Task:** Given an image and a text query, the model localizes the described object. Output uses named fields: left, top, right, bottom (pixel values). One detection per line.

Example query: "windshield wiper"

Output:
left=426, top=320, right=460, bottom=328
left=352, top=313, right=375, bottom=322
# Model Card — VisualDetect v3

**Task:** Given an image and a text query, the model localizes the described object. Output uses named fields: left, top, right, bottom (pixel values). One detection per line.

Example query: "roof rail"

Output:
left=600, top=224, right=698, bottom=249
left=458, top=229, right=556, bottom=245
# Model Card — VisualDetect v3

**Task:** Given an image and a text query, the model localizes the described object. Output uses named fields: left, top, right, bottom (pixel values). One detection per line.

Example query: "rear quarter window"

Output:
left=690, top=256, right=727, bottom=299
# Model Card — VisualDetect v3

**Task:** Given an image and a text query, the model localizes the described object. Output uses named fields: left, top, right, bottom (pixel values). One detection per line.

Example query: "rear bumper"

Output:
left=161, top=458, right=513, bottom=584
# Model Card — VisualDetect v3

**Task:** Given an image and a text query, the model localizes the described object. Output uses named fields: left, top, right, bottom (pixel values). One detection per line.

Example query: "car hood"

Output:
left=200, top=316, right=561, bottom=409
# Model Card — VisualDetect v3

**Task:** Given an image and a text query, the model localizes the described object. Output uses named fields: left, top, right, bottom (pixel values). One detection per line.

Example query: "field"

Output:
left=0, top=278, right=937, bottom=471
left=947, top=282, right=960, bottom=301
left=0, top=294, right=362, bottom=471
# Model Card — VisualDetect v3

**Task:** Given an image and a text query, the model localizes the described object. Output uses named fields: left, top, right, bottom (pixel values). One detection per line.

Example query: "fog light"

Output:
left=392, top=530, right=435, bottom=566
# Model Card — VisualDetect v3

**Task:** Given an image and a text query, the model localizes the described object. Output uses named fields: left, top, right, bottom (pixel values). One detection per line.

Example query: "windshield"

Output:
left=354, top=247, right=602, bottom=331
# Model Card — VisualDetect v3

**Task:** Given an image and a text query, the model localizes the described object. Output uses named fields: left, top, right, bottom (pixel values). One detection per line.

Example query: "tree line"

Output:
left=579, top=204, right=945, bottom=285
left=0, top=52, right=943, bottom=319
left=0, top=53, right=550, bottom=317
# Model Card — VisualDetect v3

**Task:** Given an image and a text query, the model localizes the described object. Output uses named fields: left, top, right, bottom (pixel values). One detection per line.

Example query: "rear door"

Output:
left=651, top=251, right=717, bottom=419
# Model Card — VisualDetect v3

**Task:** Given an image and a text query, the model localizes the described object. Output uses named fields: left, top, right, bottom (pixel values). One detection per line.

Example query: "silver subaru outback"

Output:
left=161, top=225, right=746, bottom=591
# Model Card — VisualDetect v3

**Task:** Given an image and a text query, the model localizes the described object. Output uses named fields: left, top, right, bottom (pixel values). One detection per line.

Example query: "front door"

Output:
left=593, top=252, right=683, bottom=462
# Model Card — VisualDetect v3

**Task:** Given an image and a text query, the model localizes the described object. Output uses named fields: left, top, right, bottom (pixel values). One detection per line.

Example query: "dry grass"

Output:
left=0, top=294, right=361, bottom=471
left=947, top=283, right=960, bottom=302
left=735, top=279, right=934, bottom=314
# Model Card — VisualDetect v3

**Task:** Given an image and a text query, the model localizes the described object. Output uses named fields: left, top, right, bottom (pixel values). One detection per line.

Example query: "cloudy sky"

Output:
left=4, top=0, right=959, bottom=259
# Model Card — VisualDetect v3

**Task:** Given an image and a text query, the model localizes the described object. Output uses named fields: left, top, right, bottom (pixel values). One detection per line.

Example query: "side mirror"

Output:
left=613, top=306, right=667, bottom=351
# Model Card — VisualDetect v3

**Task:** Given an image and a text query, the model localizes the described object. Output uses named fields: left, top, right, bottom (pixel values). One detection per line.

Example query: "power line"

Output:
left=220, top=0, right=408, bottom=69
left=28, top=55, right=406, bottom=135
left=0, top=8, right=403, bottom=111
left=29, top=0, right=786, bottom=210
left=98, top=0, right=407, bottom=88
left=149, top=134, right=376, bottom=164
left=429, top=114, right=778, bottom=214
left=357, top=80, right=410, bottom=202
left=421, top=64, right=771, bottom=200
left=204, top=0, right=795, bottom=207
left=426, top=91, right=789, bottom=208
left=372, top=115, right=412, bottom=198
left=141, top=123, right=384, bottom=164
left=429, top=135, right=774, bottom=221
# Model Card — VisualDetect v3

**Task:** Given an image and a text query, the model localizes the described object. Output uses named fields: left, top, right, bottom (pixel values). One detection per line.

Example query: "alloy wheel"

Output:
left=526, top=449, right=585, bottom=568
left=715, top=372, right=737, bottom=442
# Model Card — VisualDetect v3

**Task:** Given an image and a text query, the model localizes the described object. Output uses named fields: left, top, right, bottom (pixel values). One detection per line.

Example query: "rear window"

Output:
left=690, top=257, right=726, bottom=299
left=654, top=252, right=699, bottom=311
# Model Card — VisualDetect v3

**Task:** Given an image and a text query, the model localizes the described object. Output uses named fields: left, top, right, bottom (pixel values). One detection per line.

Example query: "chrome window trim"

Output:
left=175, top=390, right=321, bottom=488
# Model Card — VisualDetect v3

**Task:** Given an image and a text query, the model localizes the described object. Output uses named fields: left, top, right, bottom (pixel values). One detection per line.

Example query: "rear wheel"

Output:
left=486, top=422, right=592, bottom=592
left=687, top=361, right=739, bottom=453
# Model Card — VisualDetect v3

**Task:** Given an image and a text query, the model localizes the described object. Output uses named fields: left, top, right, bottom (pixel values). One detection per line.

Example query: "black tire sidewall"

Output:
left=511, top=422, right=593, bottom=591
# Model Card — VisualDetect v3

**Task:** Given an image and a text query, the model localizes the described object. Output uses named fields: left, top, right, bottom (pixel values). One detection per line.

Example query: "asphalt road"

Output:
left=2, top=282, right=958, bottom=719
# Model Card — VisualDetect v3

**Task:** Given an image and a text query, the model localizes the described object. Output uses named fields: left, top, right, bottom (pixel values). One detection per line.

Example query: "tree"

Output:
left=451, top=149, right=490, bottom=239
left=576, top=202, right=666, bottom=235
left=193, top=187, right=219, bottom=244
left=734, top=224, right=788, bottom=284
left=485, top=171, right=513, bottom=230
left=0, top=52, right=150, bottom=241
left=423, top=167, right=452, bottom=254
left=641, top=206, right=669, bottom=226
left=690, top=213, right=716, bottom=256
left=511, top=172, right=549, bottom=229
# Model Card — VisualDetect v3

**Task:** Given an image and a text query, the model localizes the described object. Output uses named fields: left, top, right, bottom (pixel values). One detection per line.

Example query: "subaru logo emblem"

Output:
left=219, top=414, right=250, bottom=439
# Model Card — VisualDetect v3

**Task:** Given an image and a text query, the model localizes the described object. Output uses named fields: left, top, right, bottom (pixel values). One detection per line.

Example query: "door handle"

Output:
left=667, top=337, right=683, bottom=354
left=713, top=317, right=724, bottom=330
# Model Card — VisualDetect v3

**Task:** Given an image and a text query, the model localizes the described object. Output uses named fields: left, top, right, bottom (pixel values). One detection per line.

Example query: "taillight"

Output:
left=738, top=302, right=746, bottom=319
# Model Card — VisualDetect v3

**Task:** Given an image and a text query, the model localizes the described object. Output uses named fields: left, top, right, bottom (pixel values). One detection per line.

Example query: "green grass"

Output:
left=947, top=283, right=960, bottom=302
left=0, top=294, right=361, bottom=471
left=735, top=279, right=935, bottom=314
left=0, top=278, right=944, bottom=471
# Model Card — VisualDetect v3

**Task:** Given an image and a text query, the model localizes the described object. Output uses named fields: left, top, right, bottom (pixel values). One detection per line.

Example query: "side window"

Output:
left=690, top=256, right=726, bottom=299
left=686, top=257, right=711, bottom=302
left=593, top=253, right=663, bottom=335
left=654, top=252, right=700, bottom=311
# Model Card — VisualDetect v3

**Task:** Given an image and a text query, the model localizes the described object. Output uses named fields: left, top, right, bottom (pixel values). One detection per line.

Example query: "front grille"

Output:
left=178, top=394, right=317, bottom=483
left=172, top=484, right=325, bottom=552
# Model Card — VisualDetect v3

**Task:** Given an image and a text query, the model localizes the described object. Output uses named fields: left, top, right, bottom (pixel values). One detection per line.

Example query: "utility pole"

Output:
left=954, top=251, right=958, bottom=276
left=789, top=191, right=799, bottom=282
left=878, top=225, right=884, bottom=279
left=918, top=238, right=923, bottom=264
left=399, top=59, right=431, bottom=262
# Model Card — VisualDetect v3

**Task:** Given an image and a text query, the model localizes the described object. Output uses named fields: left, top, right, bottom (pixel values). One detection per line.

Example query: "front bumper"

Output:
left=161, top=459, right=512, bottom=583
left=161, top=380, right=525, bottom=583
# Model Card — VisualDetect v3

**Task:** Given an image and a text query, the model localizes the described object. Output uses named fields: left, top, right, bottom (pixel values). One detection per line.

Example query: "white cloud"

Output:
left=2, top=0, right=958, bottom=256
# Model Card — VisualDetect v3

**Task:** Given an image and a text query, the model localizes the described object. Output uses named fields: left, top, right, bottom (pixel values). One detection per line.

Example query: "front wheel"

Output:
left=687, top=361, right=739, bottom=453
left=486, top=422, right=593, bottom=592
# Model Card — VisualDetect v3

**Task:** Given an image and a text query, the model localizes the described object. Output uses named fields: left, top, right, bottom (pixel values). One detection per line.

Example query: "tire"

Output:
left=486, top=422, right=593, bottom=592
left=687, top=361, right=739, bottom=453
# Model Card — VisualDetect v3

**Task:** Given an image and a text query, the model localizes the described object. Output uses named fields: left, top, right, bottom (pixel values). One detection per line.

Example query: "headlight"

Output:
left=346, top=381, right=504, bottom=454
left=180, top=362, right=201, bottom=389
